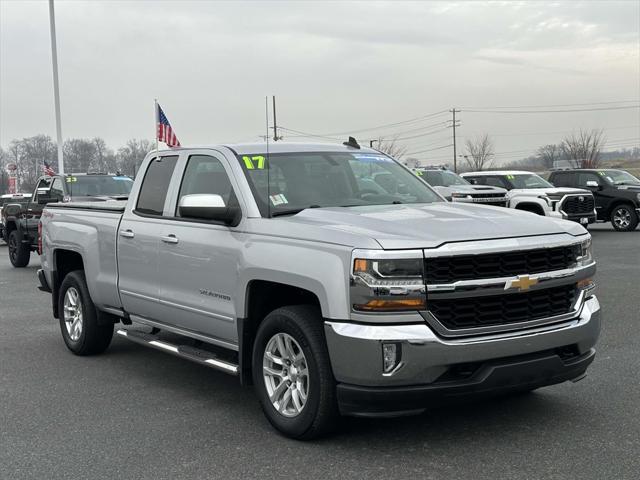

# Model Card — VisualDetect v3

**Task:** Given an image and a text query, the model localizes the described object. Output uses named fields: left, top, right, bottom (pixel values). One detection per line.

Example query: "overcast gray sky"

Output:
left=1, top=0, right=639, bottom=164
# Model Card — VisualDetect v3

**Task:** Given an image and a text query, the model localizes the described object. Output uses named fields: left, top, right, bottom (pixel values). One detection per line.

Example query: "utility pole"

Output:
left=272, top=96, right=282, bottom=141
left=449, top=108, right=460, bottom=173
left=48, top=0, right=64, bottom=174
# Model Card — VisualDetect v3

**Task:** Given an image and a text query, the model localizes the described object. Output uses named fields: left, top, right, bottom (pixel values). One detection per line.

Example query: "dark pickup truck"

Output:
left=549, top=169, right=640, bottom=231
left=4, top=173, right=133, bottom=267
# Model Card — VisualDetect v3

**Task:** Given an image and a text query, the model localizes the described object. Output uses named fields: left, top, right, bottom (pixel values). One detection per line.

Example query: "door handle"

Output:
left=161, top=234, right=179, bottom=244
left=119, top=229, right=135, bottom=238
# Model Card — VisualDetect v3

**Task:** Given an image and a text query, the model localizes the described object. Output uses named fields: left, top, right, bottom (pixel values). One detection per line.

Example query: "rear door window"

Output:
left=136, top=156, right=178, bottom=216
left=550, top=172, right=574, bottom=187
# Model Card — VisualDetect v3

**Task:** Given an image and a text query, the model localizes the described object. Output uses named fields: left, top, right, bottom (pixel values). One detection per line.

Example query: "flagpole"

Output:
left=48, top=0, right=64, bottom=174
left=154, top=98, right=159, bottom=160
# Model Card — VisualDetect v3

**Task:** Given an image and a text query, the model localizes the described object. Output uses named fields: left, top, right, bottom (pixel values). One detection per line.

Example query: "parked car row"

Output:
left=29, top=141, right=601, bottom=439
left=411, top=165, right=639, bottom=232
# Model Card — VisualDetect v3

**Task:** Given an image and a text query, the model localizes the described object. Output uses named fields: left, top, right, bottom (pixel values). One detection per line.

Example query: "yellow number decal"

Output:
left=65, top=176, right=77, bottom=183
left=242, top=155, right=266, bottom=169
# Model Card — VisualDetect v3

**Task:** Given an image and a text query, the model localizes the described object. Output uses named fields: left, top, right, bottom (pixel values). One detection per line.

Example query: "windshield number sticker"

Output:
left=598, top=172, right=606, bottom=177
left=352, top=153, right=393, bottom=163
left=506, top=175, right=515, bottom=180
left=269, top=194, right=288, bottom=206
left=414, top=170, right=423, bottom=176
left=243, top=155, right=266, bottom=170
left=65, top=176, right=77, bottom=183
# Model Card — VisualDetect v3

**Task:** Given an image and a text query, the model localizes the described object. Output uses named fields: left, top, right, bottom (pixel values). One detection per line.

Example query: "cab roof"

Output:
left=155, top=142, right=382, bottom=156
left=461, top=170, right=537, bottom=176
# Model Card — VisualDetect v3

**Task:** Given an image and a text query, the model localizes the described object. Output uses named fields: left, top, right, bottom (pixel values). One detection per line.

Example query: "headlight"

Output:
left=575, top=237, right=593, bottom=267
left=451, top=193, right=472, bottom=200
left=351, top=250, right=426, bottom=312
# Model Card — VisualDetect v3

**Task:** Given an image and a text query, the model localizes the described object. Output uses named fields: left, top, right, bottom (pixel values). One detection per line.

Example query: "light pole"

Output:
left=48, top=0, right=64, bottom=174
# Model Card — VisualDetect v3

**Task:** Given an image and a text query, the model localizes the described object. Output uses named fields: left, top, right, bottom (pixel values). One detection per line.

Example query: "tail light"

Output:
left=38, top=221, right=43, bottom=255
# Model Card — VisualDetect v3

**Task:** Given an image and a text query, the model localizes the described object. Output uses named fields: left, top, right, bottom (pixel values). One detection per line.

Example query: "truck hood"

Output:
left=433, top=185, right=506, bottom=197
left=278, top=203, right=586, bottom=249
left=508, top=187, right=589, bottom=197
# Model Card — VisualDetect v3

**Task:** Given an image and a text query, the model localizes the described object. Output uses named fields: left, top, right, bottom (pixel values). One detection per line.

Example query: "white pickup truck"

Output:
left=38, top=143, right=601, bottom=439
left=461, top=170, right=597, bottom=226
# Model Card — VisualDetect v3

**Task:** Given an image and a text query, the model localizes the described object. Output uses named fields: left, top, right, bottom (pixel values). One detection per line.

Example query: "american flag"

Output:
left=43, top=161, right=56, bottom=176
left=157, top=104, right=181, bottom=148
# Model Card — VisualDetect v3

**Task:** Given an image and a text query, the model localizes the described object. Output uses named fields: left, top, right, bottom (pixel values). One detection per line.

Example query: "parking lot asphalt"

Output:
left=0, top=223, right=638, bottom=480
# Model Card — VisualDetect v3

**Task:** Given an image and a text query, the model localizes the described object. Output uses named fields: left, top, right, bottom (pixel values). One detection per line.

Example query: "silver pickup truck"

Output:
left=38, top=142, right=600, bottom=439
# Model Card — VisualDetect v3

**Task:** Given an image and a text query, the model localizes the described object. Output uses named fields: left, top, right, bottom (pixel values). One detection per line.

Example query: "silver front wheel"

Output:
left=613, top=208, right=631, bottom=229
left=63, top=287, right=83, bottom=341
left=262, top=333, right=309, bottom=417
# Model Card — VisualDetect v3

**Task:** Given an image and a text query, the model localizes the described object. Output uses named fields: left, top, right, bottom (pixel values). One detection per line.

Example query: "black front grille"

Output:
left=425, top=245, right=579, bottom=284
left=470, top=192, right=506, bottom=199
left=562, top=195, right=595, bottom=215
left=429, top=284, right=577, bottom=330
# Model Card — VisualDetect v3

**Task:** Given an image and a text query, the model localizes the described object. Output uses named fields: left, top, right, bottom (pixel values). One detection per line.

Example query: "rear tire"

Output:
left=252, top=305, right=338, bottom=439
left=8, top=229, right=30, bottom=267
left=611, top=205, right=638, bottom=231
left=58, top=270, right=113, bottom=355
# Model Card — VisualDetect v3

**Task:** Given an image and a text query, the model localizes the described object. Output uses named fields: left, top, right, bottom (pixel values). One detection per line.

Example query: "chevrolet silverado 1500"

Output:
left=39, top=142, right=600, bottom=439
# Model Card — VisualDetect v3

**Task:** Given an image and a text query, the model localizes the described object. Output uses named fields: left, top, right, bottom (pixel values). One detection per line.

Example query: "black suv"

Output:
left=549, top=169, right=640, bottom=231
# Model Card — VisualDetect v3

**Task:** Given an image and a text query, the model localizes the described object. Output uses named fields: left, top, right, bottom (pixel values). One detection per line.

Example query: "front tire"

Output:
left=58, top=270, right=113, bottom=355
left=8, top=229, right=30, bottom=267
left=611, top=205, right=639, bottom=231
left=252, top=305, right=338, bottom=439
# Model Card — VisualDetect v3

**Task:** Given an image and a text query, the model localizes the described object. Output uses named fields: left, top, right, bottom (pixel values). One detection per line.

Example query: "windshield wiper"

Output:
left=271, top=205, right=321, bottom=217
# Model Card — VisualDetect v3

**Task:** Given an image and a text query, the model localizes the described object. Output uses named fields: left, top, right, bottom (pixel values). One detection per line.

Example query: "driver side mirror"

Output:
left=178, top=194, right=241, bottom=226
left=585, top=180, right=601, bottom=191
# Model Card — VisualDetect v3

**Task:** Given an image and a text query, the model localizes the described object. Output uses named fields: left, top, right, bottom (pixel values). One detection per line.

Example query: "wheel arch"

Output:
left=238, top=280, right=323, bottom=385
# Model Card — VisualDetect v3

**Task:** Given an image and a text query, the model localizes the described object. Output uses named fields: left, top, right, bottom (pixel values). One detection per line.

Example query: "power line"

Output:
left=459, top=100, right=640, bottom=110
left=462, top=105, right=639, bottom=114
left=407, top=144, right=454, bottom=156
left=282, top=109, right=449, bottom=138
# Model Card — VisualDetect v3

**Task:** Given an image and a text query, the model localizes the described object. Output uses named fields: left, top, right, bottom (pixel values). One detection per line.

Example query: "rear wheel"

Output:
left=611, top=205, right=638, bottom=231
left=8, top=229, right=30, bottom=267
left=58, top=270, right=113, bottom=355
left=252, top=305, right=338, bottom=439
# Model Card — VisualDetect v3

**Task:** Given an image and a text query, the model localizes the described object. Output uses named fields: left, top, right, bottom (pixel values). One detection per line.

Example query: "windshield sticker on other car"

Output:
left=506, top=175, right=515, bottom=180
left=65, top=176, right=77, bottom=183
left=270, top=194, right=288, bottom=206
left=243, top=155, right=266, bottom=170
left=598, top=171, right=606, bottom=176
left=414, top=170, right=423, bottom=176
left=352, top=154, right=393, bottom=163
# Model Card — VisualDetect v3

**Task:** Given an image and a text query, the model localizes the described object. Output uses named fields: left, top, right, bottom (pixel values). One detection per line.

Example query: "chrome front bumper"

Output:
left=324, top=295, right=601, bottom=388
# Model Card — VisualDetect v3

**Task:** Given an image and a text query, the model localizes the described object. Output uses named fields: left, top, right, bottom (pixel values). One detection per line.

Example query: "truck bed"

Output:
left=45, top=200, right=127, bottom=212
left=41, top=202, right=125, bottom=313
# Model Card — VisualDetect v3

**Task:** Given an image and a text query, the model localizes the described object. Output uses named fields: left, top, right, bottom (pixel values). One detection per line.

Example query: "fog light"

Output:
left=577, top=277, right=596, bottom=297
left=382, top=342, right=401, bottom=374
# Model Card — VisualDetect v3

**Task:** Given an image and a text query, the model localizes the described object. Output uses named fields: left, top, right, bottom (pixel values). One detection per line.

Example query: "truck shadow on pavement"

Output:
left=107, top=337, right=595, bottom=447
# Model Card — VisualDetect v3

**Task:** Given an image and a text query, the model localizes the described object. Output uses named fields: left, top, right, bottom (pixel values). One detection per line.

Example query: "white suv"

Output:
left=461, top=171, right=596, bottom=226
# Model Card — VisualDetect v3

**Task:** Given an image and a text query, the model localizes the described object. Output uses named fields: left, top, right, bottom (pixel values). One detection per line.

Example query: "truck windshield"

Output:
left=67, top=176, right=133, bottom=197
left=509, top=174, right=553, bottom=189
left=237, top=151, right=443, bottom=217
left=423, top=170, right=469, bottom=187
left=600, top=170, right=640, bottom=186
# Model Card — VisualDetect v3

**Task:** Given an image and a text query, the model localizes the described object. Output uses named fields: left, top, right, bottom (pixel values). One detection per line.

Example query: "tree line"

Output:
left=0, top=135, right=152, bottom=194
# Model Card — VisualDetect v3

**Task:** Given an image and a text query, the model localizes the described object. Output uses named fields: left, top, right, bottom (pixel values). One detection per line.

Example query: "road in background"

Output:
left=1, top=224, right=638, bottom=480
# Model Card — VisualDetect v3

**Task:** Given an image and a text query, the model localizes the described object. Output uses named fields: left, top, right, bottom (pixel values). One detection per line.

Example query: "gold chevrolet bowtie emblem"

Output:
left=507, top=275, right=538, bottom=292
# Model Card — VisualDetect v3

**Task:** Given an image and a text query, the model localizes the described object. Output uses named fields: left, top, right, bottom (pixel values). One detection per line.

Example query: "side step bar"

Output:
left=116, top=329, right=238, bottom=376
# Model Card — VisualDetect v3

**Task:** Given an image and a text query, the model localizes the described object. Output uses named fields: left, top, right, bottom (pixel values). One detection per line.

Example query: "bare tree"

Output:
left=7, top=135, right=57, bottom=191
left=116, top=139, right=153, bottom=177
left=0, top=147, right=9, bottom=195
left=537, top=144, right=561, bottom=169
left=91, top=137, right=117, bottom=173
left=376, top=136, right=407, bottom=161
left=561, top=129, right=605, bottom=169
left=464, top=134, right=495, bottom=171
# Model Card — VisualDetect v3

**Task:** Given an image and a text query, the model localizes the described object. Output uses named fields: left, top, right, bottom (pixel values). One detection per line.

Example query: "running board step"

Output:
left=116, top=329, right=238, bottom=375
